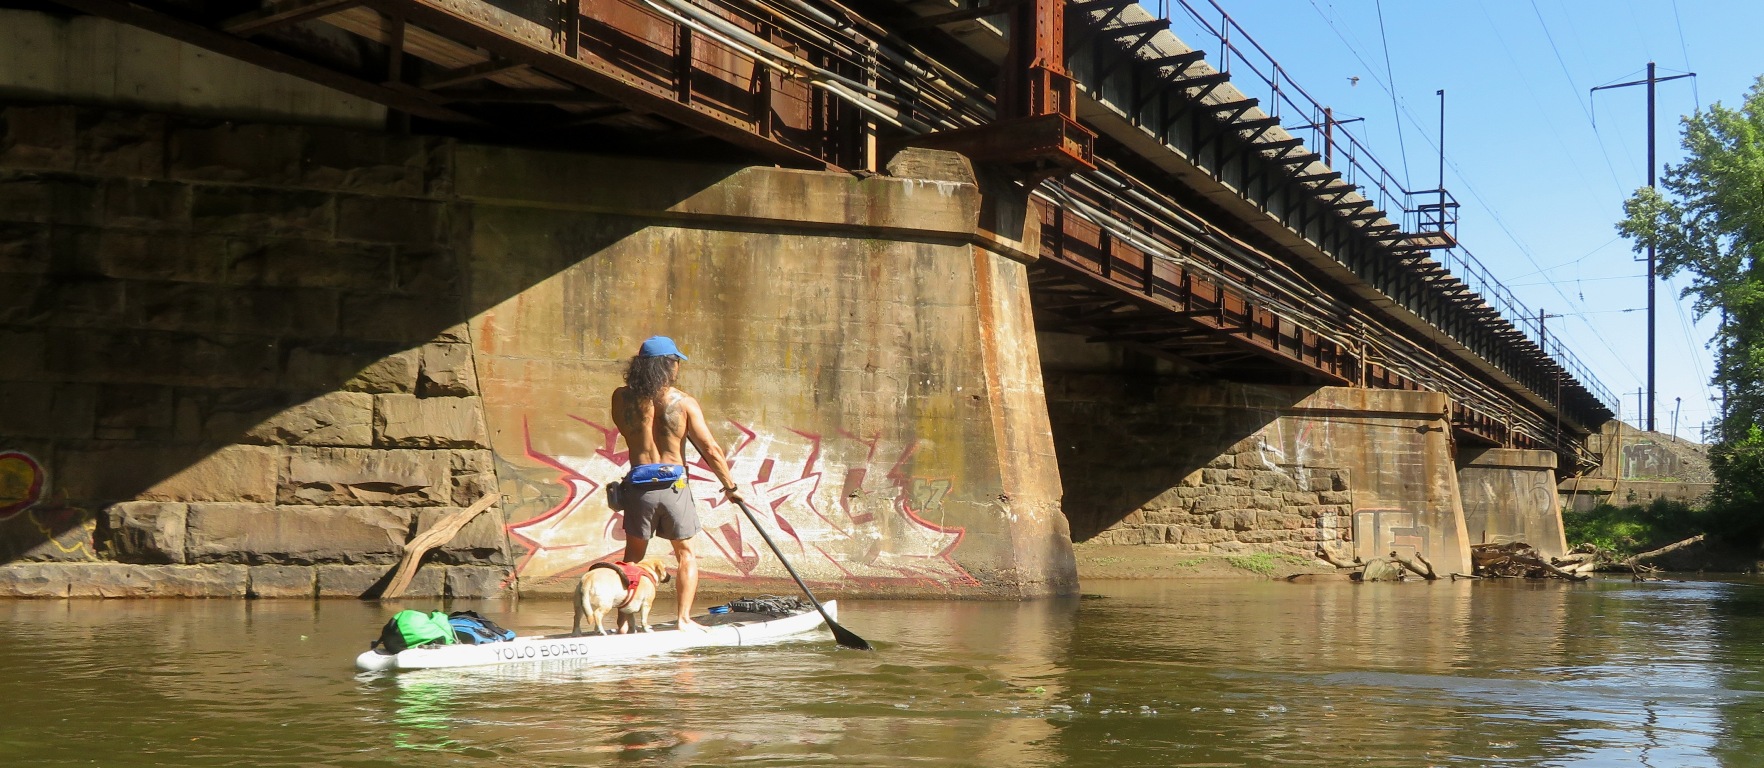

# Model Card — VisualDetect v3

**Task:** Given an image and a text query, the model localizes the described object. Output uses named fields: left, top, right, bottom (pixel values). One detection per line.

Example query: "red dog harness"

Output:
left=588, top=561, right=657, bottom=609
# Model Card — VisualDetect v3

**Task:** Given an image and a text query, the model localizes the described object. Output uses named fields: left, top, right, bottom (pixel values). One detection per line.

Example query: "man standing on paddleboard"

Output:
left=611, top=336, right=744, bottom=631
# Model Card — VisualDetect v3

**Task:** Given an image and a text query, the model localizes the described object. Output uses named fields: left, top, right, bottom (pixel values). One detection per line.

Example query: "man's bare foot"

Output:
left=676, top=617, right=709, bottom=632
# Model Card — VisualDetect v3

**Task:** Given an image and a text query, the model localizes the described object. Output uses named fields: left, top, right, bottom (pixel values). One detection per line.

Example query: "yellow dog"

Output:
left=572, top=558, right=672, bottom=635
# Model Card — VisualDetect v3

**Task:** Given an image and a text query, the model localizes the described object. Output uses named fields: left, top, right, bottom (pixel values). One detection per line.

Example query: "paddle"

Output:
left=731, top=498, right=873, bottom=651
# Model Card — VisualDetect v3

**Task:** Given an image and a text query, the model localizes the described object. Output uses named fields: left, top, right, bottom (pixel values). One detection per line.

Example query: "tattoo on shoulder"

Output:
left=617, top=391, right=646, bottom=424
left=664, top=400, right=685, bottom=433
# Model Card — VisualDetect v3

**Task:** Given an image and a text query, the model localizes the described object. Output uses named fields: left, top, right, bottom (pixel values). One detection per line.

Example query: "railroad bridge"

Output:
left=0, top=0, right=1613, bottom=596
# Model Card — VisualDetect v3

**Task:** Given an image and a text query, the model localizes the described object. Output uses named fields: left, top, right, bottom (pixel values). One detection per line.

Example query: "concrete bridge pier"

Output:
left=1044, top=339, right=1473, bottom=575
left=1457, top=448, right=1568, bottom=559
left=0, top=97, right=1076, bottom=598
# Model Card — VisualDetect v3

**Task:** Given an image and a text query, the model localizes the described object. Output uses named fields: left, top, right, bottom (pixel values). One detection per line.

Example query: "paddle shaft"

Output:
left=732, top=499, right=872, bottom=651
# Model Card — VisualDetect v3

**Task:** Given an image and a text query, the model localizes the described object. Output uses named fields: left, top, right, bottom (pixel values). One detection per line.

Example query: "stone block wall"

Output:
left=0, top=103, right=1075, bottom=598
left=0, top=104, right=506, bottom=597
left=1043, top=333, right=1472, bottom=574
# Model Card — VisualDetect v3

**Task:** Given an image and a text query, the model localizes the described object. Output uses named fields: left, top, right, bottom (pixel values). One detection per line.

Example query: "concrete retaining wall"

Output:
left=1560, top=421, right=1713, bottom=512
left=0, top=104, right=1075, bottom=598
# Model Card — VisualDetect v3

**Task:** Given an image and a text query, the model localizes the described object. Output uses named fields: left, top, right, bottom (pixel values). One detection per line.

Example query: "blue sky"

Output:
left=1156, top=0, right=1763, bottom=440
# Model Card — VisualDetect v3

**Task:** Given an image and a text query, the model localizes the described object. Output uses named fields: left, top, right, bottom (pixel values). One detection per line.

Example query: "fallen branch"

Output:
left=1471, top=542, right=1590, bottom=581
left=1535, top=557, right=1591, bottom=582
left=1315, top=546, right=1363, bottom=570
left=380, top=492, right=501, bottom=599
left=1390, top=550, right=1438, bottom=580
left=1622, top=534, right=1706, bottom=569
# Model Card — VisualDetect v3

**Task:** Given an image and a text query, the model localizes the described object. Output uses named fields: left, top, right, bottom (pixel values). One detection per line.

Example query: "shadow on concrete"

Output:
left=1041, top=361, right=1314, bottom=543
left=0, top=104, right=740, bottom=587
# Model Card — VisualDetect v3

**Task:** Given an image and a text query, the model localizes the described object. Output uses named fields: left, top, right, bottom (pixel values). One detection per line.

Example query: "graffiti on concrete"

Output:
left=506, top=417, right=976, bottom=588
left=0, top=451, right=45, bottom=519
left=1352, top=508, right=1431, bottom=558
left=1622, top=441, right=1681, bottom=480
left=0, top=451, right=95, bottom=560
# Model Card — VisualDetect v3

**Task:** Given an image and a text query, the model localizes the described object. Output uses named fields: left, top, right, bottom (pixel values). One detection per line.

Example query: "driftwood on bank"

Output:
left=1542, top=534, right=1707, bottom=581
left=1304, top=547, right=1429, bottom=582
left=1622, top=534, right=1706, bottom=568
left=1315, top=547, right=1363, bottom=570
left=1471, top=542, right=1590, bottom=581
left=1305, top=540, right=1620, bottom=583
left=1390, top=550, right=1438, bottom=580
left=379, top=492, right=501, bottom=599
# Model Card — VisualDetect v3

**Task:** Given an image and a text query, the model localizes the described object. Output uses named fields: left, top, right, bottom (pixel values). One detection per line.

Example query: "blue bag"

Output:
left=628, top=463, right=686, bottom=486
left=447, top=611, right=515, bottom=644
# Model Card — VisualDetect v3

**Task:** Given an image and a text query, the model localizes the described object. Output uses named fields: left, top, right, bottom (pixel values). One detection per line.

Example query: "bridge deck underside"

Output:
left=43, top=0, right=1609, bottom=468
left=53, top=0, right=867, bottom=168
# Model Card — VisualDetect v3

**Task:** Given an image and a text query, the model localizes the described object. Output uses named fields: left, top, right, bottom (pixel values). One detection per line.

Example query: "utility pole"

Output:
left=1312, top=108, right=1364, bottom=168
left=1537, top=307, right=1562, bottom=357
left=1591, top=62, right=1695, bottom=432
left=1539, top=306, right=1564, bottom=444
left=1437, top=89, right=1446, bottom=221
left=1672, top=396, right=1682, bottom=442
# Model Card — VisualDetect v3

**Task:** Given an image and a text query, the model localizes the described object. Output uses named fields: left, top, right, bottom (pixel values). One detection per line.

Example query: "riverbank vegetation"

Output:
left=1618, top=75, right=1764, bottom=553
left=1564, top=499, right=1705, bottom=559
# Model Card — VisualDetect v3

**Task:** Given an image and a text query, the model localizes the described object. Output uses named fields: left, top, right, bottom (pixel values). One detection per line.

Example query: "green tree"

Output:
left=1618, top=76, right=1764, bottom=544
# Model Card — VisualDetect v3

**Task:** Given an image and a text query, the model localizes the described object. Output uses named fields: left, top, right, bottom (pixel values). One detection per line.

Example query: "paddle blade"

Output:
left=828, top=619, right=872, bottom=651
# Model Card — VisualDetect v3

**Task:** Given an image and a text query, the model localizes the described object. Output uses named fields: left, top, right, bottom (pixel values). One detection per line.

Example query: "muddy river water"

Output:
left=4, top=576, right=1764, bottom=767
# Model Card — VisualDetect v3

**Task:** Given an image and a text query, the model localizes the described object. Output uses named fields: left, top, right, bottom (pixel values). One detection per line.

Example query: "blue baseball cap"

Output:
left=637, top=336, right=688, bottom=360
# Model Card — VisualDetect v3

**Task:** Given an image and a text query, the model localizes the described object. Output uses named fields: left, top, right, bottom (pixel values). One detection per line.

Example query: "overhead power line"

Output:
left=1527, top=0, right=1631, bottom=187
left=1371, top=0, right=1410, bottom=185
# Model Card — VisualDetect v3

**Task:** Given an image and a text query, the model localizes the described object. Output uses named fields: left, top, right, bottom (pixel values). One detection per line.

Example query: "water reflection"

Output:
left=390, top=681, right=462, bottom=753
left=3, top=579, right=1764, bottom=766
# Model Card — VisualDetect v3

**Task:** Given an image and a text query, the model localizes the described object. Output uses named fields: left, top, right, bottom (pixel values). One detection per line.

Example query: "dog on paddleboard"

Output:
left=572, top=558, right=672, bottom=635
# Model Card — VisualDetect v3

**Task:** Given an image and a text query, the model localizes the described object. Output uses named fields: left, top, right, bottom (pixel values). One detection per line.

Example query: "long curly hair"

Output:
left=624, top=355, right=679, bottom=402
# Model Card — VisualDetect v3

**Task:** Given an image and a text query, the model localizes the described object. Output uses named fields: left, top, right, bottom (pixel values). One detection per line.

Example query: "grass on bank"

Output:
left=1224, top=552, right=1314, bottom=575
left=1563, top=498, right=1706, bottom=558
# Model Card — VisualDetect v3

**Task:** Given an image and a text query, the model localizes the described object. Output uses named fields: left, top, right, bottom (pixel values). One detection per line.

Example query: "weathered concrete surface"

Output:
left=1561, top=421, right=1713, bottom=512
left=1044, top=333, right=1472, bottom=575
left=0, top=103, right=1074, bottom=597
left=462, top=145, right=1072, bottom=598
left=0, top=11, right=383, bottom=128
left=1457, top=448, right=1568, bottom=559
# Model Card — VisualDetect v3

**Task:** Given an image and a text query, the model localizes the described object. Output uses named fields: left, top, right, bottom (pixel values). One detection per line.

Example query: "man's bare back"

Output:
left=611, top=387, right=691, bottom=467
left=609, top=338, right=742, bottom=631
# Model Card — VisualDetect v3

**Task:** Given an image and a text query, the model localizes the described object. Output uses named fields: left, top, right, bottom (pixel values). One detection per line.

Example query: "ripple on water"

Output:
left=5, top=579, right=1764, bottom=767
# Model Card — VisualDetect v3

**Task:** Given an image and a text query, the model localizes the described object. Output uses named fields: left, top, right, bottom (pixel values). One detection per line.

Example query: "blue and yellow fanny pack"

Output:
left=627, top=463, right=687, bottom=489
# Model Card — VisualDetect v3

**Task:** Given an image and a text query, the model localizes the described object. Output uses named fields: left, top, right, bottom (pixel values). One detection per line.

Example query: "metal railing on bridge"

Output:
left=1156, top=0, right=1617, bottom=414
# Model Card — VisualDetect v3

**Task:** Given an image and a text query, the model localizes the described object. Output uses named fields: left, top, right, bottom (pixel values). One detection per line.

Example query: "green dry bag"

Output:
left=374, top=610, right=458, bottom=653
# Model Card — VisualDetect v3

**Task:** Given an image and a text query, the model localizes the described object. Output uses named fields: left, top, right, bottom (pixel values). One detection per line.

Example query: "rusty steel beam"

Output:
left=420, top=59, right=527, bottom=89
left=51, top=0, right=475, bottom=122
left=223, top=0, right=363, bottom=35
left=429, top=88, right=615, bottom=104
left=913, top=0, right=1093, bottom=177
left=899, top=0, right=1026, bottom=30
left=1034, top=201, right=1354, bottom=385
left=363, top=0, right=838, bottom=169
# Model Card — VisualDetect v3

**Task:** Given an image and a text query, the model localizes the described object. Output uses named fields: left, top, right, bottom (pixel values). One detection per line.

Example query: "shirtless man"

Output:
left=611, top=336, right=742, bottom=631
